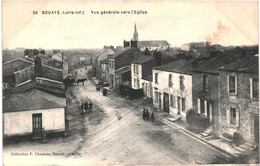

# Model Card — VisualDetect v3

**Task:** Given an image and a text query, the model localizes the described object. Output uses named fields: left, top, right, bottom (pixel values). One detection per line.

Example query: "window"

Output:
left=134, top=78, right=137, bottom=87
left=203, top=74, right=209, bottom=91
left=180, top=76, right=185, bottom=90
left=182, top=98, right=186, bottom=112
left=170, top=95, right=175, bottom=107
left=133, top=65, right=136, bottom=74
left=230, top=108, right=236, bottom=125
left=155, top=73, right=158, bottom=84
left=169, top=74, right=173, bottom=87
left=136, top=65, right=139, bottom=74
left=200, top=99, right=205, bottom=114
left=155, top=91, right=158, bottom=102
left=137, top=79, right=140, bottom=88
left=228, top=76, right=236, bottom=94
left=251, top=79, right=259, bottom=98
left=75, top=71, right=77, bottom=75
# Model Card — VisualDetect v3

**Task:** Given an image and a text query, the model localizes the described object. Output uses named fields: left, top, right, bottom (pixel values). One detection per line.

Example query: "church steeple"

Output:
left=133, top=23, right=138, bottom=41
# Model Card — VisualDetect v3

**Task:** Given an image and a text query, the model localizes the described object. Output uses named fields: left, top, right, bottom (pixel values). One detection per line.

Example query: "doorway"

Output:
left=32, top=113, right=42, bottom=137
left=163, top=92, right=169, bottom=113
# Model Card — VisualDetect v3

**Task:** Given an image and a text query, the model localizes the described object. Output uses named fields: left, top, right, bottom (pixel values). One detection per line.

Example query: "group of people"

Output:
left=81, top=100, right=93, bottom=113
left=96, top=86, right=108, bottom=96
left=143, top=108, right=154, bottom=122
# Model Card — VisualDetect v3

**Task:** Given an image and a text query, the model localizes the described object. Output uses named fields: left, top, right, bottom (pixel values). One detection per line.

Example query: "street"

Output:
left=3, top=80, right=232, bottom=165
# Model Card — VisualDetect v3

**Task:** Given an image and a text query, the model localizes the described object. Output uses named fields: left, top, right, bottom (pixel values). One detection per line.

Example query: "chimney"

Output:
left=34, top=55, right=42, bottom=77
left=123, top=40, right=130, bottom=48
left=62, top=52, right=64, bottom=70
left=130, top=39, right=137, bottom=48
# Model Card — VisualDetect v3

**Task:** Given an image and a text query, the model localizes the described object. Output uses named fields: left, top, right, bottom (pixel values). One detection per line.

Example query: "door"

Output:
left=163, top=93, right=169, bottom=113
left=254, top=116, right=259, bottom=143
left=177, top=97, right=180, bottom=115
left=159, top=93, right=162, bottom=109
left=32, top=113, right=42, bottom=136
left=207, top=101, right=210, bottom=119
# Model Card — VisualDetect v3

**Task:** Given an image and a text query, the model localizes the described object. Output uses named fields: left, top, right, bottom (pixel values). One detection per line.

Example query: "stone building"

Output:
left=218, top=55, right=259, bottom=143
left=191, top=54, right=244, bottom=135
left=108, top=46, right=144, bottom=89
left=152, top=60, right=193, bottom=121
left=114, top=66, right=131, bottom=91
left=92, top=46, right=115, bottom=78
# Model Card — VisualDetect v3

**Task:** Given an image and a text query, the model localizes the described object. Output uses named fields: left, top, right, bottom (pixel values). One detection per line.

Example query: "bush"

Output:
left=186, top=109, right=209, bottom=133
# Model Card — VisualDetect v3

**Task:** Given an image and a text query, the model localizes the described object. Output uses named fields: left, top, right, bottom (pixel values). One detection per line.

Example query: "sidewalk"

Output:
left=88, top=77, right=258, bottom=163
left=135, top=97, right=259, bottom=163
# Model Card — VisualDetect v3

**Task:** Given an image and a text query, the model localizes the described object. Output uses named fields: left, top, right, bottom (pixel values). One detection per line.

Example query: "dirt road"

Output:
left=3, top=80, right=231, bottom=165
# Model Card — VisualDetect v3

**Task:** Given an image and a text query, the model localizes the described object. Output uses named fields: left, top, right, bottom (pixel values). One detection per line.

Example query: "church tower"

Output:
left=133, top=23, right=138, bottom=41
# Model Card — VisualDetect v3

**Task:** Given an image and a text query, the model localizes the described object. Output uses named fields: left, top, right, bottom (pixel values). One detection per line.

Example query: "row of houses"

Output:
left=95, top=45, right=258, bottom=144
left=3, top=51, right=69, bottom=139
left=132, top=53, right=258, bottom=144
left=91, top=24, right=258, bottom=144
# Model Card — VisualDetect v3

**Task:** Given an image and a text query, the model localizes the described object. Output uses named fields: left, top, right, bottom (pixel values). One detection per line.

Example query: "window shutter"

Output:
left=250, top=78, right=253, bottom=98
left=227, top=76, right=229, bottom=93
left=174, top=96, right=176, bottom=108
left=226, top=108, right=230, bottom=124
left=204, top=100, right=208, bottom=117
left=235, top=76, right=237, bottom=94
left=197, top=98, right=201, bottom=114
left=236, top=109, right=240, bottom=127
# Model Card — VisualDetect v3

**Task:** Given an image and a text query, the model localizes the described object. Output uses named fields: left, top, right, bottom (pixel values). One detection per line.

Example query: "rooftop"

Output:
left=153, top=60, right=193, bottom=75
left=115, top=66, right=131, bottom=75
left=3, top=88, right=66, bottom=113
left=37, top=54, right=53, bottom=61
left=192, top=54, right=244, bottom=74
left=100, top=58, right=109, bottom=64
left=95, top=47, right=115, bottom=58
left=131, top=55, right=154, bottom=64
left=142, top=73, right=153, bottom=81
left=3, top=58, right=34, bottom=76
left=138, top=40, right=171, bottom=48
left=219, top=55, right=258, bottom=73
left=110, top=47, right=143, bottom=59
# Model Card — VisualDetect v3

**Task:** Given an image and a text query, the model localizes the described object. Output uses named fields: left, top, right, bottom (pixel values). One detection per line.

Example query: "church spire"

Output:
left=133, top=23, right=138, bottom=41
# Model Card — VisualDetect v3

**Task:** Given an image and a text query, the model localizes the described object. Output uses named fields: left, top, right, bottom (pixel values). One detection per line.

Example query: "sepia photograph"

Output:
left=2, top=1, right=259, bottom=165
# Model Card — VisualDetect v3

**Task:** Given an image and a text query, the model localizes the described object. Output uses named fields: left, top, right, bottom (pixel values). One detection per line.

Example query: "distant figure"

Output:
left=103, top=89, right=107, bottom=96
left=151, top=112, right=154, bottom=122
left=89, top=101, right=93, bottom=111
left=96, top=86, right=100, bottom=92
left=81, top=102, right=84, bottom=113
left=143, top=108, right=146, bottom=120
left=84, top=101, right=88, bottom=113
left=42, top=128, right=47, bottom=143
left=145, top=109, right=149, bottom=120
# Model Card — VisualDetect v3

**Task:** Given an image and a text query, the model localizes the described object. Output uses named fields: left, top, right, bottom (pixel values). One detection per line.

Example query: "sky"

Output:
left=2, top=1, right=258, bottom=49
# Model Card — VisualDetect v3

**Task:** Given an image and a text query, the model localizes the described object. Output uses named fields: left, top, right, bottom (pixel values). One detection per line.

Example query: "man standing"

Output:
left=151, top=112, right=154, bottom=122
left=143, top=108, right=146, bottom=120
left=84, top=101, right=88, bottom=113
left=89, top=101, right=93, bottom=112
left=81, top=102, right=84, bottom=113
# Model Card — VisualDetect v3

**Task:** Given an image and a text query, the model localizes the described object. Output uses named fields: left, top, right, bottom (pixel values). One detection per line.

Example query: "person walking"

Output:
left=42, top=127, right=47, bottom=143
left=84, top=101, right=88, bottom=113
left=81, top=102, right=84, bottom=113
left=89, top=101, right=93, bottom=112
left=143, top=108, right=146, bottom=120
left=151, top=112, right=154, bottom=122
left=146, top=109, right=149, bottom=120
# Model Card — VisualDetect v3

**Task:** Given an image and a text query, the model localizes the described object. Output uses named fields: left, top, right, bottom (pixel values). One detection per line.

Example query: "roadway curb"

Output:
left=154, top=114, right=236, bottom=160
left=87, top=78, right=235, bottom=160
